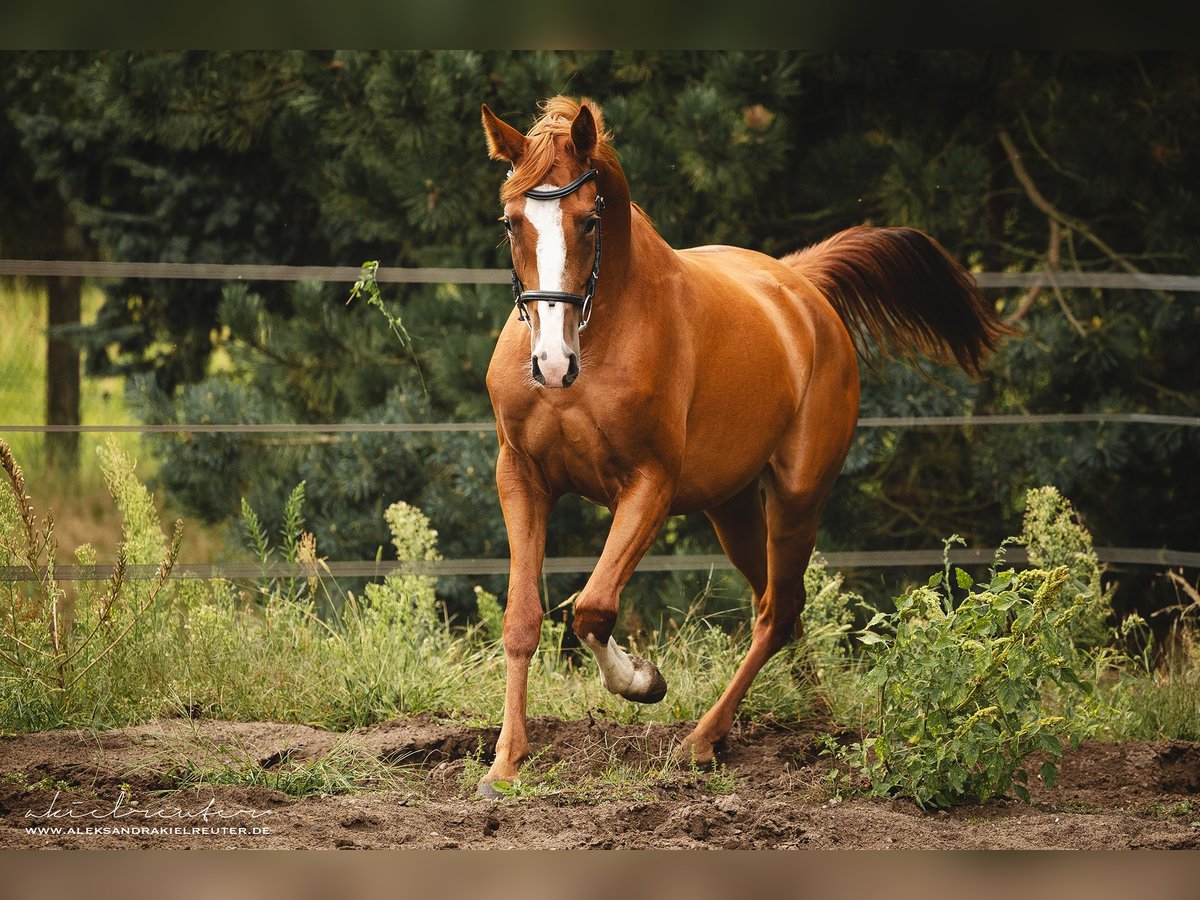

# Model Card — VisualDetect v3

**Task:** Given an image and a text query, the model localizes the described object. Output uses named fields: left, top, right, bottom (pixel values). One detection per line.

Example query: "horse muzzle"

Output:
left=531, top=351, right=579, bottom=388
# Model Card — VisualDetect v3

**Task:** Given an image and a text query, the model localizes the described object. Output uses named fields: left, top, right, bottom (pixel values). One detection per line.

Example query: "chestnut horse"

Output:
left=477, top=96, right=1007, bottom=797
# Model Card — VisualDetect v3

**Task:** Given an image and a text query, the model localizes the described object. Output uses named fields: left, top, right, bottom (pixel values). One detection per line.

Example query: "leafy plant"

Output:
left=799, top=551, right=859, bottom=674
left=240, top=481, right=312, bottom=605
left=704, top=763, right=737, bottom=796
left=1021, top=485, right=1115, bottom=650
left=837, top=544, right=1105, bottom=808
left=347, top=260, right=411, bottom=346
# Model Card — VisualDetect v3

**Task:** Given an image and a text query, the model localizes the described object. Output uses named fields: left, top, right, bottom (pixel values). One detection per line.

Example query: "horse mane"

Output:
left=501, top=96, right=621, bottom=203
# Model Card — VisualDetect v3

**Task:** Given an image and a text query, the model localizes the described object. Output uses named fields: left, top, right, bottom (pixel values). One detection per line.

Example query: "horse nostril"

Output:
left=563, top=353, right=580, bottom=387
left=531, top=356, right=546, bottom=384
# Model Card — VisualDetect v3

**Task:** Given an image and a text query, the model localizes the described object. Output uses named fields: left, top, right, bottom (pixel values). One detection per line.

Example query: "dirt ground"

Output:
left=1, top=714, right=1197, bottom=849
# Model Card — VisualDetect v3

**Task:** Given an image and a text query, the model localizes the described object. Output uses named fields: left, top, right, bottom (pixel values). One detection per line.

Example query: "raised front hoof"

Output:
left=621, top=654, right=668, bottom=704
left=475, top=778, right=505, bottom=801
left=675, top=732, right=718, bottom=769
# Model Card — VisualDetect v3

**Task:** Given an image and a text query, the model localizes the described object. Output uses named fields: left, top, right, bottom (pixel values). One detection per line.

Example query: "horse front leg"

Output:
left=573, top=472, right=673, bottom=704
left=477, top=448, right=553, bottom=799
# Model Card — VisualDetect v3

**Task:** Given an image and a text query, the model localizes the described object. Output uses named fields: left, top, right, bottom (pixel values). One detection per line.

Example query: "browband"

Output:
left=523, top=168, right=598, bottom=201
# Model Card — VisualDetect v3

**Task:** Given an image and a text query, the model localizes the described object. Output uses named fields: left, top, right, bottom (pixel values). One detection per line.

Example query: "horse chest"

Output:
left=502, top=398, right=667, bottom=504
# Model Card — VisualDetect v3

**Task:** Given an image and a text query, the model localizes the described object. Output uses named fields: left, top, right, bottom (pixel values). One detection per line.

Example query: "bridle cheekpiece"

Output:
left=509, top=168, right=604, bottom=332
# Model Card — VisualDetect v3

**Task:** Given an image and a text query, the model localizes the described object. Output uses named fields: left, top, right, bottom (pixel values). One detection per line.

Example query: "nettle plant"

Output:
left=829, top=490, right=1113, bottom=808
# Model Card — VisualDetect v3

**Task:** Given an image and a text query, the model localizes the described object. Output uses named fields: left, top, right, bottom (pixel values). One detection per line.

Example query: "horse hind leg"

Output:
left=703, top=481, right=769, bottom=612
left=678, top=456, right=841, bottom=766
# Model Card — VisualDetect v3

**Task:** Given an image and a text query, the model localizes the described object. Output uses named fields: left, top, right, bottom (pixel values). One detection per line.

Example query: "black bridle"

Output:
left=509, top=168, right=604, bottom=333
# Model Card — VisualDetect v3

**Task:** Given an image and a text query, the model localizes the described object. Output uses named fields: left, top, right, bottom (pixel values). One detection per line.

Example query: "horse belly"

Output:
left=669, top=289, right=806, bottom=514
left=670, top=390, right=793, bottom=515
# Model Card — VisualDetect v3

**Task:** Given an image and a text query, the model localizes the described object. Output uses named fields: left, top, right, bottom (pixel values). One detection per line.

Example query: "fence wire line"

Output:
left=0, top=259, right=510, bottom=285
left=4, top=412, right=1198, bottom=435
left=2, top=546, right=1197, bottom=583
left=3, top=259, right=1194, bottom=581
left=4, top=258, right=1200, bottom=293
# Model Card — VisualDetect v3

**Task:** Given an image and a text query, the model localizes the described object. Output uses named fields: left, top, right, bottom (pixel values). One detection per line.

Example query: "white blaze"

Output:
left=524, top=189, right=573, bottom=385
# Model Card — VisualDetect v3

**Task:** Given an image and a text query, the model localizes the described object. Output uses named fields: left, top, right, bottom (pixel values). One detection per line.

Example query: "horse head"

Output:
left=482, top=98, right=622, bottom=389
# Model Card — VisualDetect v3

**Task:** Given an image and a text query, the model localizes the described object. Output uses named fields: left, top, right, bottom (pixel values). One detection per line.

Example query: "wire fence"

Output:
left=4, top=258, right=1200, bottom=293
left=2, top=412, right=1198, bottom=435
left=2, top=546, right=1198, bottom=583
left=3, top=259, right=1197, bottom=579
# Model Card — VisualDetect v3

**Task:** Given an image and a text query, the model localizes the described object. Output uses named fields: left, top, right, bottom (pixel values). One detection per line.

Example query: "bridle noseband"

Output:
left=509, top=168, right=604, bottom=333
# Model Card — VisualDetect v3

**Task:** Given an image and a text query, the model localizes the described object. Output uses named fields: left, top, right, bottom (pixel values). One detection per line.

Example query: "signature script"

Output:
left=24, top=791, right=272, bottom=822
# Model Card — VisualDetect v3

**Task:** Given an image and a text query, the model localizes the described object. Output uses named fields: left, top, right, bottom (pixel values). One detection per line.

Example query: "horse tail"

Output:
left=782, top=225, right=1012, bottom=376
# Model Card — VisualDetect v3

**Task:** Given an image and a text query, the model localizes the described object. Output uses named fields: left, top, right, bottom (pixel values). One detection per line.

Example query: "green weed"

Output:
left=832, top=519, right=1111, bottom=807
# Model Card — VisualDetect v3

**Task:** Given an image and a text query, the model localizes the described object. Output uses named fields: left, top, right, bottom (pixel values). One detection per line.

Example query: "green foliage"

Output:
left=474, top=585, right=504, bottom=643
left=800, top=552, right=859, bottom=668
left=240, top=497, right=270, bottom=563
left=95, top=441, right=167, bottom=566
left=348, top=260, right=411, bottom=347
left=162, top=490, right=500, bottom=730
left=239, top=481, right=313, bottom=605
left=1, top=447, right=1197, bottom=821
left=280, top=481, right=307, bottom=564
left=835, top=535, right=1109, bottom=808
left=1102, top=577, right=1200, bottom=742
left=1107, top=664, right=1200, bottom=743
left=1021, top=486, right=1114, bottom=649
left=0, top=442, right=829, bottom=734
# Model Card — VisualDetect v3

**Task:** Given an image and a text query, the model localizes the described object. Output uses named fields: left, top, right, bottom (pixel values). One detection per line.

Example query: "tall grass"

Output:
left=1101, top=574, right=1200, bottom=742
left=0, top=435, right=1196, bottom=758
left=0, top=437, right=829, bottom=733
left=0, top=437, right=183, bottom=731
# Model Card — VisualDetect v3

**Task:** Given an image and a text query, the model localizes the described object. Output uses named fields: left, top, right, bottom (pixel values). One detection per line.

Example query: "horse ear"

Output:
left=570, top=104, right=598, bottom=161
left=481, top=104, right=527, bottom=164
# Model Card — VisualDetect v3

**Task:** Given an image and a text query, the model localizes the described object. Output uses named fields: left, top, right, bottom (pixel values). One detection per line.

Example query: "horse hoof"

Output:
left=675, top=733, right=717, bottom=768
left=621, top=654, right=668, bottom=704
left=475, top=779, right=504, bottom=801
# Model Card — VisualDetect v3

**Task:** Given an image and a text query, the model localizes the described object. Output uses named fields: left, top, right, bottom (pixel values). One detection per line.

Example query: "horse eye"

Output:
left=502, top=217, right=513, bottom=232
left=583, top=217, right=599, bottom=235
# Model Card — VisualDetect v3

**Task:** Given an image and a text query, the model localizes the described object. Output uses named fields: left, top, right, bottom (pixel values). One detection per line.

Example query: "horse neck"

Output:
left=596, top=165, right=634, bottom=284
left=587, top=166, right=677, bottom=341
